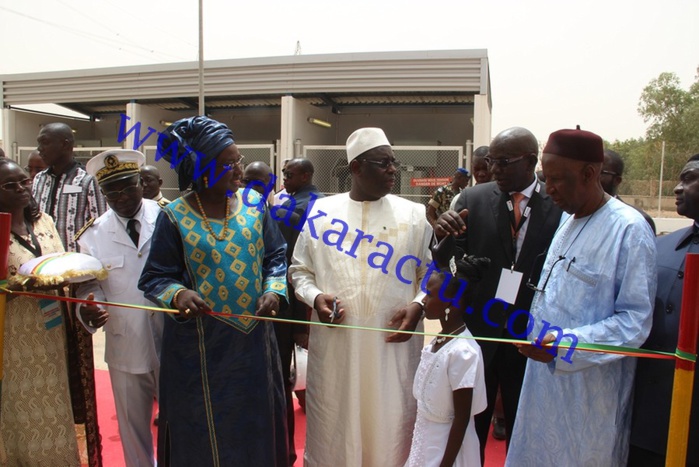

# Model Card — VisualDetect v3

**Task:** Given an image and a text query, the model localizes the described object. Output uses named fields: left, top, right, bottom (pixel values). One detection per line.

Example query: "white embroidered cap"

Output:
left=86, top=149, right=146, bottom=185
left=346, top=128, right=391, bottom=163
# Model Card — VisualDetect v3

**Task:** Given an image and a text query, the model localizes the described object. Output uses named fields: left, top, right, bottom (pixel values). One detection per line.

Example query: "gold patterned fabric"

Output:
left=139, top=192, right=289, bottom=465
left=1, top=213, right=80, bottom=466
left=160, top=196, right=286, bottom=333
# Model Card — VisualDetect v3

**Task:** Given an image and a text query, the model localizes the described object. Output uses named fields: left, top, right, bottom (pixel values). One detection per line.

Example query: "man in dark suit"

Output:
left=629, top=153, right=699, bottom=467
left=435, top=127, right=562, bottom=462
left=276, top=157, right=324, bottom=466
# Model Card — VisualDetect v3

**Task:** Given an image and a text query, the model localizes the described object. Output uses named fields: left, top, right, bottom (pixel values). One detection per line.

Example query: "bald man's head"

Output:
left=242, top=161, right=273, bottom=196
left=488, top=127, right=539, bottom=192
left=140, top=165, right=164, bottom=200
left=283, top=158, right=315, bottom=194
left=472, top=145, right=492, bottom=184
left=601, top=149, right=624, bottom=196
left=37, top=122, right=75, bottom=168
left=39, top=123, right=75, bottom=144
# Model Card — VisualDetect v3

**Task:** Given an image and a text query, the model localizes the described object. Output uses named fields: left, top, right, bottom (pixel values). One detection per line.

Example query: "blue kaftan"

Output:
left=138, top=191, right=288, bottom=467
left=506, top=197, right=656, bottom=466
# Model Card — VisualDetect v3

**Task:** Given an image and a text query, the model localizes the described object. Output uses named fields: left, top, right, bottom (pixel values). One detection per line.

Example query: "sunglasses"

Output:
left=1, top=178, right=33, bottom=191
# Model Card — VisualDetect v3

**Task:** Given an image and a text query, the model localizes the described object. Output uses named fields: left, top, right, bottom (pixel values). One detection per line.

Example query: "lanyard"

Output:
left=506, top=181, right=539, bottom=263
left=11, top=220, right=43, bottom=257
left=506, top=199, right=531, bottom=236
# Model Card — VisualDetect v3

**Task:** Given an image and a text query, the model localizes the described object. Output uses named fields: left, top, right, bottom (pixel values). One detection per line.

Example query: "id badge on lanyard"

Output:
left=39, top=299, right=63, bottom=330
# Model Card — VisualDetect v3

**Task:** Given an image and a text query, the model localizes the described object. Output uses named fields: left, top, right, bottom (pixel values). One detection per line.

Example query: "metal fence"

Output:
left=17, top=144, right=276, bottom=201
left=142, top=144, right=275, bottom=199
left=303, top=145, right=465, bottom=205
left=17, top=145, right=122, bottom=179
left=17, top=146, right=121, bottom=167
left=621, top=179, right=679, bottom=198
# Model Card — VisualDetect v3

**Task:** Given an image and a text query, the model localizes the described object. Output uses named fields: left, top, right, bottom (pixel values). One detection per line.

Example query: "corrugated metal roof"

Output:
left=2, top=50, right=489, bottom=115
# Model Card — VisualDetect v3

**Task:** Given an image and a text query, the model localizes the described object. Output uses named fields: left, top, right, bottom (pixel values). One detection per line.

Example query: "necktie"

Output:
left=126, top=219, right=140, bottom=247
left=511, top=192, right=525, bottom=237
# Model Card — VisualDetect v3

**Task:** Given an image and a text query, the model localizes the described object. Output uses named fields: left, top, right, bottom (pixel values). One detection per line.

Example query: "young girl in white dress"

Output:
left=406, top=239, right=489, bottom=467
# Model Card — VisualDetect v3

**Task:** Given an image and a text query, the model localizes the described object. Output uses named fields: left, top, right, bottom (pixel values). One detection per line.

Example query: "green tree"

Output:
left=638, top=70, right=699, bottom=174
left=607, top=137, right=660, bottom=196
left=638, top=72, right=693, bottom=141
left=590, top=71, right=697, bottom=198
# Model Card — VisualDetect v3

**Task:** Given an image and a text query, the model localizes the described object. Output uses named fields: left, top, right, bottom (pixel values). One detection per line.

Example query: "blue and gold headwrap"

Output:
left=157, top=116, right=235, bottom=191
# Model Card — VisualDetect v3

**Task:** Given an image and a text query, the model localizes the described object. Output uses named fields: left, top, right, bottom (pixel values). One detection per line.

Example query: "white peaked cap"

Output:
left=86, top=149, right=146, bottom=185
left=346, top=128, right=391, bottom=163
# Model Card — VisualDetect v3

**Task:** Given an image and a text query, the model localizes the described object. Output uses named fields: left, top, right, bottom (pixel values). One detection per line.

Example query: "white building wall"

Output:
left=279, top=96, right=336, bottom=162
left=473, top=94, right=492, bottom=149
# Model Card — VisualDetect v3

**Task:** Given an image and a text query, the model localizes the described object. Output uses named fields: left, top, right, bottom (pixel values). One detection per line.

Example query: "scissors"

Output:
left=329, top=296, right=339, bottom=323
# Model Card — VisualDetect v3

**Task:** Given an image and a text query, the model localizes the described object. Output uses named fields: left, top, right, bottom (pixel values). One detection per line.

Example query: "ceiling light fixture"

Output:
left=307, top=117, right=332, bottom=128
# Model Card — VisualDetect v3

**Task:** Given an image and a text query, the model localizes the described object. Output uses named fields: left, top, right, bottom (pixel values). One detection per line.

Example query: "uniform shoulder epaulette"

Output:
left=74, top=217, right=96, bottom=241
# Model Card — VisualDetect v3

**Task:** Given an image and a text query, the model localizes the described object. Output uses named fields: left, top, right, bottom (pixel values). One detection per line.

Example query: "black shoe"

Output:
left=492, top=417, right=506, bottom=440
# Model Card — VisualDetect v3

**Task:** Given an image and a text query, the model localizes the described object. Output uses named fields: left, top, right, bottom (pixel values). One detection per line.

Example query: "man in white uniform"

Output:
left=506, top=128, right=657, bottom=466
left=290, top=128, right=432, bottom=466
left=76, top=150, right=164, bottom=467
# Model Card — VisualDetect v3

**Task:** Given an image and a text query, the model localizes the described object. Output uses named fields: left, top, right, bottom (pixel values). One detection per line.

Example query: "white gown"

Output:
left=290, top=193, right=433, bottom=466
left=406, top=328, right=487, bottom=467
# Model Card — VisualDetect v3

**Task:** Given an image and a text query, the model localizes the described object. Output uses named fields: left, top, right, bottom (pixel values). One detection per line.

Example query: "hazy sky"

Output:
left=1, top=0, right=697, bottom=142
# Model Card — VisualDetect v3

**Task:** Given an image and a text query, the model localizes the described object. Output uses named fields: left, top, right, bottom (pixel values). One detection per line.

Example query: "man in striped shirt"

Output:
left=33, top=122, right=107, bottom=252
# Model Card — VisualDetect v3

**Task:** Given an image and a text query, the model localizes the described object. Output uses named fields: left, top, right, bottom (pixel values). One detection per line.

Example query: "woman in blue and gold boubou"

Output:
left=138, top=116, right=289, bottom=466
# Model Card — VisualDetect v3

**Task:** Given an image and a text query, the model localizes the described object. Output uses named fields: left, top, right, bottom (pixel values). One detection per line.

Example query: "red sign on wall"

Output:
left=410, top=177, right=451, bottom=187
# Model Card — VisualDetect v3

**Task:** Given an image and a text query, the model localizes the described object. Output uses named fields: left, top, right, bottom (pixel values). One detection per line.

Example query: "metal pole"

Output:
left=665, top=253, right=699, bottom=465
left=198, top=0, right=205, bottom=116
left=658, top=140, right=665, bottom=217
left=464, top=140, right=472, bottom=185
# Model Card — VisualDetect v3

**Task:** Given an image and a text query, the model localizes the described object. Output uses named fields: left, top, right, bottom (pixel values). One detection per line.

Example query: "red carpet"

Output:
left=95, top=369, right=504, bottom=466
left=95, top=370, right=158, bottom=466
left=94, top=369, right=307, bottom=466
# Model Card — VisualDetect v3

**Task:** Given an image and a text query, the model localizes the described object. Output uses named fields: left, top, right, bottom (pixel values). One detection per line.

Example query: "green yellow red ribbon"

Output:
left=0, top=287, right=683, bottom=362
left=675, top=348, right=697, bottom=363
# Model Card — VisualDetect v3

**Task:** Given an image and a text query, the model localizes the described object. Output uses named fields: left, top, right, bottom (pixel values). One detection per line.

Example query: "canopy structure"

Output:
left=1, top=49, right=491, bottom=198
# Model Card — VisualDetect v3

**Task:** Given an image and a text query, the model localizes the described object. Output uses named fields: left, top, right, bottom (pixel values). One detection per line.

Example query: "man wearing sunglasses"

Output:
left=290, top=127, right=432, bottom=466
left=274, top=157, right=324, bottom=466
left=601, top=148, right=656, bottom=234
left=435, top=127, right=562, bottom=461
left=75, top=150, right=163, bottom=467
left=33, top=122, right=107, bottom=252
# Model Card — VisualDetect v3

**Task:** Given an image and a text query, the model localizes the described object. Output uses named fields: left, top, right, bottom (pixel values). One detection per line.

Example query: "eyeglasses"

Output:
left=103, top=184, right=140, bottom=201
left=484, top=155, right=528, bottom=168
left=221, top=155, right=245, bottom=171
left=360, top=158, right=401, bottom=170
left=282, top=171, right=300, bottom=178
left=601, top=170, right=619, bottom=177
left=526, top=252, right=574, bottom=293
left=1, top=178, right=33, bottom=191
